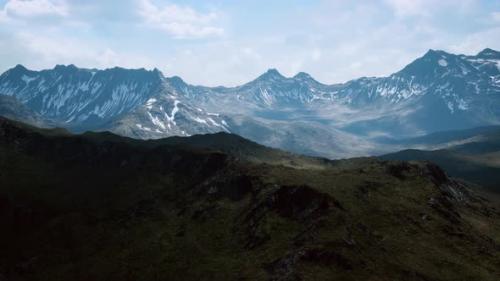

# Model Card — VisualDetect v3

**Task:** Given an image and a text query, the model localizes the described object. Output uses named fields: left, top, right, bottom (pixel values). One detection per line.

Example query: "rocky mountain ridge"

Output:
left=1, top=48, right=499, bottom=158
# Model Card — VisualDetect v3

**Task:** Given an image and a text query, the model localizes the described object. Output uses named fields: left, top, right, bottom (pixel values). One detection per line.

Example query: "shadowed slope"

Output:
left=1, top=117, right=499, bottom=281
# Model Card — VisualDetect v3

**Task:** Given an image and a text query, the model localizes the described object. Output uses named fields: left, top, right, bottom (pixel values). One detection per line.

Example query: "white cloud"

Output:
left=12, top=31, right=156, bottom=70
left=384, top=0, right=429, bottom=17
left=383, top=0, right=475, bottom=18
left=492, top=11, right=500, bottom=23
left=0, top=10, right=7, bottom=22
left=449, top=27, right=500, bottom=55
left=311, top=48, right=321, bottom=61
left=1, top=0, right=68, bottom=19
left=0, top=0, right=498, bottom=86
left=137, top=0, right=224, bottom=39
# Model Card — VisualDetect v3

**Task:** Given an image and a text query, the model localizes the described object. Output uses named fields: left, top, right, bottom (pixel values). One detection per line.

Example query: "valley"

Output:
left=1, top=48, right=499, bottom=159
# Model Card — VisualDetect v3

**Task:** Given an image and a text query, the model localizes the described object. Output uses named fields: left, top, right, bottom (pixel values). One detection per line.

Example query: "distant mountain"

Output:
left=334, top=49, right=500, bottom=136
left=105, top=92, right=229, bottom=139
left=0, top=48, right=499, bottom=158
left=381, top=126, right=500, bottom=192
left=1, top=116, right=500, bottom=281
left=0, top=64, right=229, bottom=136
left=0, top=64, right=164, bottom=130
left=0, top=95, right=48, bottom=128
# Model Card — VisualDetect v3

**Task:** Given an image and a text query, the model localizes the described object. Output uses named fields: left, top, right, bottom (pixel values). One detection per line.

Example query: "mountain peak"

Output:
left=3, top=64, right=30, bottom=77
left=265, top=68, right=282, bottom=75
left=13, top=64, right=28, bottom=71
left=397, top=49, right=455, bottom=77
left=166, top=75, right=187, bottom=87
left=293, top=71, right=314, bottom=81
left=422, top=49, right=449, bottom=59
left=259, top=68, right=285, bottom=80
left=476, top=48, right=500, bottom=59
left=53, top=64, right=78, bottom=72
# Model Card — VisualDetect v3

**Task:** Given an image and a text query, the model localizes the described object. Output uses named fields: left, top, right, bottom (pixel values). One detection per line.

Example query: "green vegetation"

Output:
left=1, top=117, right=499, bottom=281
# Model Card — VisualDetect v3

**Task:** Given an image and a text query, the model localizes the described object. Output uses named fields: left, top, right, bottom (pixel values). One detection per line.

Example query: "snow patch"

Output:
left=21, top=75, right=37, bottom=85
left=457, top=99, right=469, bottom=111
left=136, top=123, right=152, bottom=132
left=192, top=117, right=208, bottom=124
left=259, top=87, right=273, bottom=106
left=164, top=100, right=180, bottom=125
left=447, top=102, right=454, bottom=113
left=146, top=98, right=157, bottom=110
left=148, top=112, right=166, bottom=131
left=438, top=59, right=448, bottom=67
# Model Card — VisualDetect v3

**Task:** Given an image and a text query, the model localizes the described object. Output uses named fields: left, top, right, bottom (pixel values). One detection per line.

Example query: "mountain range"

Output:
left=0, top=48, right=499, bottom=158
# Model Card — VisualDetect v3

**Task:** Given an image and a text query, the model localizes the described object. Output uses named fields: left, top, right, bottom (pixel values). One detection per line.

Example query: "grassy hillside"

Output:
left=1, top=117, right=499, bottom=281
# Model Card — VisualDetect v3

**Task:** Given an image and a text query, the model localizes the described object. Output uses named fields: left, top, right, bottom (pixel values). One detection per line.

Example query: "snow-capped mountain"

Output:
left=165, top=68, right=338, bottom=113
left=163, top=48, right=500, bottom=143
left=0, top=48, right=499, bottom=158
left=107, top=93, right=229, bottom=139
left=329, top=48, right=500, bottom=136
left=0, top=64, right=164, bottom=130
left=0, top=64, right=228, bottom=138
left=227, top=69, right=334, bottom=107
left=166, top=48, right=499, bottom=116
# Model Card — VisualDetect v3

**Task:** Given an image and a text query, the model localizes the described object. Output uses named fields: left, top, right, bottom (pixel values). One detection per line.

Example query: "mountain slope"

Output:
left=106, top=93, right=229, bottom=139
left=0, top=95, right=49, bottom=128
left=1, top=48, right=499, bottom=158
left=1, top=117, right=500, bottom=281
left=164, top=48, right=500, bottom=152
left=0, top=64, right=229, bottom=138
left=381, top=126, right=500, bottom=192
left=0, top=64, right=164, bottom=130
left=337, top=49, right=500, bottom=136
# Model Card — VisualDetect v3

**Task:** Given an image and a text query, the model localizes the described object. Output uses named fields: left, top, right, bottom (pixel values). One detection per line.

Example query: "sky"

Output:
left=0, top=0, right=499, bottom=86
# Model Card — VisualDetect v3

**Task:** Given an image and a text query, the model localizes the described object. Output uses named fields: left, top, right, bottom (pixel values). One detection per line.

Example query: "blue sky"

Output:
left=0, top=0, right=499, bottom=86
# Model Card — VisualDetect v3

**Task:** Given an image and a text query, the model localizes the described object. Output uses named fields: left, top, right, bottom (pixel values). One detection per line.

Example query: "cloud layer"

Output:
left=0, top=0, right=498, bottom=86
left=138, top=0, right=223, bottom=39
left=1, top=0, right=67, bottom=20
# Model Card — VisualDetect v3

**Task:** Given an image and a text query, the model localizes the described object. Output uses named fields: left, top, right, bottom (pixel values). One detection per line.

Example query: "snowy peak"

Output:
left=398, top=49, right=454, bottom=76
left=1, top=47, right=499, bottom=144
left=335, top=47, right=500, bottom=110
left=0, top=64, right=166, bottom=130
left=394, top=48, right=495, bottom=84
left=110, top=93, right=230, bottom=139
